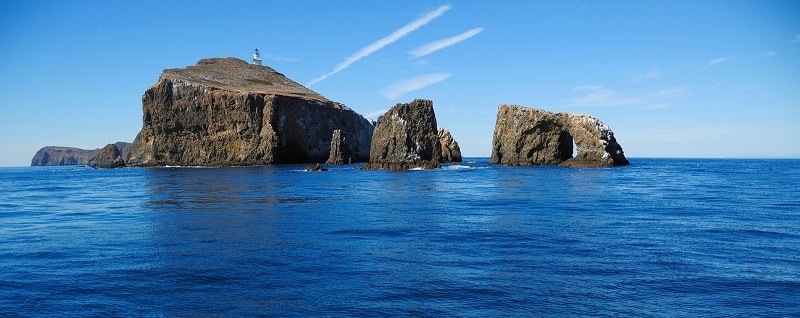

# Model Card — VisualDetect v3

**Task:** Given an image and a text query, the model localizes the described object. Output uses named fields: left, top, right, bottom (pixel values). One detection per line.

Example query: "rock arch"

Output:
left=490, top=105, right=629, bottom=167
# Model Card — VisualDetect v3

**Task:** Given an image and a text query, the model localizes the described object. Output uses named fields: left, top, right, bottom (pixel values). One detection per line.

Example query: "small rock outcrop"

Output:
left=438, top=127, right=462, bottom=163
left=31, top=142, right=132, bottom=166
left=362, top=99, right=442, bottom=170
left=125, top=57, right=374, bottom=167
left=491, top=105, right=629, bottom=167
left=91, top=144, right=125, bottom=168
left=325, top=129, right=353, bottom=165
left=304, top=163, right=328, bottom=171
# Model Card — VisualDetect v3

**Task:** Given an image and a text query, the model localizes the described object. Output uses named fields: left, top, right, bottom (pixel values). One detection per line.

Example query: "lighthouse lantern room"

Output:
left=253, top=48, right=262, bottom=66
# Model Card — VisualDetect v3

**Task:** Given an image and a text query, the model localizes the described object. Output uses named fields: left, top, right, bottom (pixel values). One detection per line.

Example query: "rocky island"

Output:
left=32, top=58, right=630, bottom=169
left=125, top=57, right=374, bottom=167
left=363, top=99, right=462, bottom=170
left=31, top=142, right=131, bottom=167
left=491, top=105, right=629, bottom=167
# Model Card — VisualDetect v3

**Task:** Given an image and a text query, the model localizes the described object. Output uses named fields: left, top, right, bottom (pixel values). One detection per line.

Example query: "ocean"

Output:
left=1, top=158, right=798, bottom=317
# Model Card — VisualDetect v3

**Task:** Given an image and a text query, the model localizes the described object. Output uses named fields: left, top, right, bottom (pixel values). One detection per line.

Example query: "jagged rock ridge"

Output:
left=491, top=105, right=629, bottom=167
left=125, top=57, right=374, bottom=166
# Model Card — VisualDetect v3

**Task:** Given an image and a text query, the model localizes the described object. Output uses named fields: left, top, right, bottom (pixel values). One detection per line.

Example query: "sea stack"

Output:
left=362, top=99, right=443, bottom=170
left=125, top=57, right=374, bottom=167
left=491, top=105, right=629, bottom=167
left=325, top=129, right=353, bottom=165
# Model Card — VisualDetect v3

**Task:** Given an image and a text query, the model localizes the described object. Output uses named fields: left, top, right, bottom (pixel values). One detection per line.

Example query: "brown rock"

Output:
left=91, top=144, right=125, bottom=168
left=491, top=105, right=629, bottom=167
left=325, top=129, right=353, bottom=165
left=438, top=127, right=462, bottom=163
left=125, top=58, right=373, bottom=166
left=362, top=99, right=442, bottom=170
left=304, top=163, right=328, bottom=171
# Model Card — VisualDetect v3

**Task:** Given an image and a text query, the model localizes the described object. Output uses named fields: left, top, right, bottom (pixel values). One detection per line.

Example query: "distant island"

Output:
left=33, top=57, right=628, bottom=169
left=31, top=142, right=131, bottom=167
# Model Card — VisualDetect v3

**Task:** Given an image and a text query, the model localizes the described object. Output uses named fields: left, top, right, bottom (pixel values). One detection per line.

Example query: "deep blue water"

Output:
left=1, top=158, right=799, bottom=317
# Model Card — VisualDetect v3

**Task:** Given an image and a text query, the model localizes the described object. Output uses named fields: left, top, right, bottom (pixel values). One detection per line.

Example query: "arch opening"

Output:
left=573, top=141, right=579, bottom=159
left=556, top=130, right=575, bottom=161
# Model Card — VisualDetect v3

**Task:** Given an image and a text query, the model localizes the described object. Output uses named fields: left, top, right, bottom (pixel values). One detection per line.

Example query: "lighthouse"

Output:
left=252, top=48, right=262, bottom=66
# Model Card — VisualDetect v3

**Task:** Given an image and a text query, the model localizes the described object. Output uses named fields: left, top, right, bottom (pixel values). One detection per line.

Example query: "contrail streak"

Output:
left=306, top=5, right=452, bottom=87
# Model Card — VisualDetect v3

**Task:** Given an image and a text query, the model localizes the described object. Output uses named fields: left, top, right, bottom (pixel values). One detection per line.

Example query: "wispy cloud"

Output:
left=761, top=51, right=776, bottom=57
left=653, top=86, right=690, bottom=98
left=567, top=86, right=639, bottom=107
left=705, top=57, right=731, bottom=67
left=795, top=33, right=800, bottom=42
left=647, top=103, right=672, bottom=110
left=265, top=54, right=300, bottom=62
left=627, top=66, right=661, bottom=83
left=644, top=67, right=661, bottom=80
left=381, top=73, right=451, bottom=100
left=409, top=27, right=484, bottom=59
left=306, top=5, right=451, bottom=87
left=567, top=84, right=691, bottom=109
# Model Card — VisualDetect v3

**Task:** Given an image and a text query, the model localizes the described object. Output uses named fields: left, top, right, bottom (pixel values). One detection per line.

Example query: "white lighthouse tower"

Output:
left=252, top=48, right=262, bottom=66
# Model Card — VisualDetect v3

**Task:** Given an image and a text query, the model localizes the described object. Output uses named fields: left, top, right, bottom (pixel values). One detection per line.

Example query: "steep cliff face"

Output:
left=126, top=58, right=373, bottom=166
left=362, top=99, right=442, bottom=170
left=491, top=105, right=629, bottom=167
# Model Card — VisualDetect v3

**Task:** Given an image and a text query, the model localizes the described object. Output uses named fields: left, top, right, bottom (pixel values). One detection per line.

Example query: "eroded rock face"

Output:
left=91, top=144, right=125, bottom=168
left=126, top=58, right=373, bottom=166
left=362, top=99, right=442, bottom=170
left=326, top=129, right=353, bottom=165
left=491, top=105, right=629, bottom=167
left=438, top=127, right=462, bottom=163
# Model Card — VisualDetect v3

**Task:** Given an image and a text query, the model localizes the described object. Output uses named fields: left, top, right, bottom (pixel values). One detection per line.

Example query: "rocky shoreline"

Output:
left=32, top=57, right=628, bottom=169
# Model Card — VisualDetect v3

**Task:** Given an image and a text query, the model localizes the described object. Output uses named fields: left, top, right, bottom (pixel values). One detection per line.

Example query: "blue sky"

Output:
left=1, top=0, right=798, bottom=166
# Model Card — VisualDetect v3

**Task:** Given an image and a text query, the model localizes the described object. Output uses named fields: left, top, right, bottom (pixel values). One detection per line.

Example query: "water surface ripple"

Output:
left=1, top=159, right=798, bottom=316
